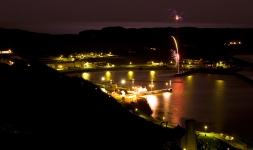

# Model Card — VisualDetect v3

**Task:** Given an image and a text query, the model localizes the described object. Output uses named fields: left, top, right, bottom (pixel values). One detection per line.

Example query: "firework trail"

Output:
left=166, top=9, right=183, bottom=21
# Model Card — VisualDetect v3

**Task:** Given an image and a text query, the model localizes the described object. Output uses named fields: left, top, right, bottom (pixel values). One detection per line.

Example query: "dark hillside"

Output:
left=0, top=58, right=183, bottom=149
left=0, top=28, right=82, bottom=57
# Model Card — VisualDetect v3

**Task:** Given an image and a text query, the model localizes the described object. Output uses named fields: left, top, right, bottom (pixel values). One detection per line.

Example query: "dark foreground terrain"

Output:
left=0, top=57, right=186, bottom=149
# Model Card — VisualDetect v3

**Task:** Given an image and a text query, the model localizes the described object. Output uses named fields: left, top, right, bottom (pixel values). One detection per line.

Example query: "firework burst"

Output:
left=166, top=9, right=183, bottom=21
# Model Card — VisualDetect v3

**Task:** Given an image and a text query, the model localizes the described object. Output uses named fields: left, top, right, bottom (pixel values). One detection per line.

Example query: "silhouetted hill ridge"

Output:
left=1, top=27, right=253, bottom=60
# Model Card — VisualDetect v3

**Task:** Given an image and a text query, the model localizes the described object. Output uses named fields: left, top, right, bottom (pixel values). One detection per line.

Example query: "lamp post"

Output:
left=204, top=126, right=207, bottom=133
left=149, top=84, right=154, bottom=91
left=132, top=79, right=134, bottom=90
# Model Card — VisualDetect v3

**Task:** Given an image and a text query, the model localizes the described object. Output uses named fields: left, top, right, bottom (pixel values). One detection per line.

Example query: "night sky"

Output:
left=0, top=0, right=252, bottom=34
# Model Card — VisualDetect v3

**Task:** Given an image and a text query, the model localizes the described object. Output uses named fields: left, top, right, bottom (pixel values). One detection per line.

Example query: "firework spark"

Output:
left=166, top=9, right=183, bottom=21
left=170, top=49, right=179, bottom=67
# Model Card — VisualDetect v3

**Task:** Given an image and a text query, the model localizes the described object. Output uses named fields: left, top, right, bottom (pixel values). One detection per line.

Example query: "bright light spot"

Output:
left=187, top=75, right=192, bottom=80
left=82, top=73, right=90, bottom=80
left=101, top=88, right=107, bottom=93
left=121, top=90, right=126, bottom=96
left=101, top=77, right=105, bottom=81
left=121, top=79, right=126, bottom=84
left=150, top=71, right=155, bottom=80
left=0, top=49, right=12, bottom=54
left=146, top=95, right=157, bottom=110
left=128, top=71, right=134, bottom=80
left=163, top=92, right=171, bottom=98
left=150, top=71, right=155, bottom=74
left=105, top=71, right=111, bottom=81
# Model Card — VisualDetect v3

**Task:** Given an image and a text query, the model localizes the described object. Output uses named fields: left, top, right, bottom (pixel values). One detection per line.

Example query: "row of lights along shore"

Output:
left=100, top=77, right=172, bottom=90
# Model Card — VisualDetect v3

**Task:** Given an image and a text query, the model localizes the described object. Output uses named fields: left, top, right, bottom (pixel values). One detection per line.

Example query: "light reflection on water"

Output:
left=71, top=70, right=253, bottom=139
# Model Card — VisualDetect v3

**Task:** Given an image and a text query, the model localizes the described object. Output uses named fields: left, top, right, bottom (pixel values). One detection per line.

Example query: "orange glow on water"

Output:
left=145, top=95, right=157, bottom=110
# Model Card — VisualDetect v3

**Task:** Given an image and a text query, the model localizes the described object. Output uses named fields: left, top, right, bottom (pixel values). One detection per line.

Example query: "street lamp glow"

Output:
left=204, top=126, right=207, bottom=132
left=121, top=79, right=126, bottom=84
left=149, top=84, right=154, bottom=91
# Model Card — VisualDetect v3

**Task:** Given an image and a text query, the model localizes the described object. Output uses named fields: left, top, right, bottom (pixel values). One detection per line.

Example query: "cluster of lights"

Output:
left=9, top=60, right=14, bottom=66
left=68, top=52, right=114, bottom=59
left=0, top=49, right=12, bottom=54
left=229, top=41, right=241, bottom=45
left=225, top=41, right=242, bottom=46
left=131, top=86, right=147, bottom=93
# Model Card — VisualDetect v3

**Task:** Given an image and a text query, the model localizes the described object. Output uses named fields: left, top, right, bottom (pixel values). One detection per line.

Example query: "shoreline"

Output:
left=61, top=67, right=253, bottom=149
